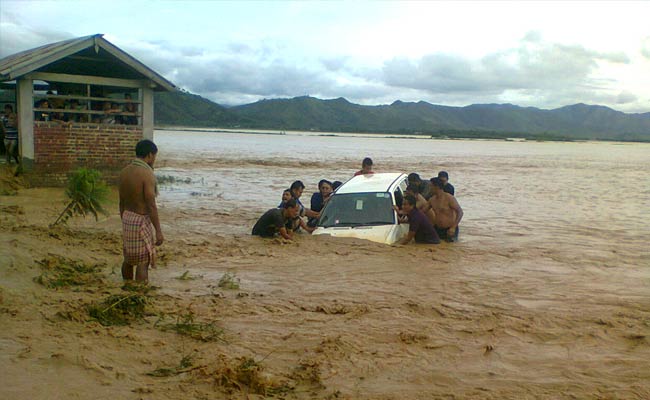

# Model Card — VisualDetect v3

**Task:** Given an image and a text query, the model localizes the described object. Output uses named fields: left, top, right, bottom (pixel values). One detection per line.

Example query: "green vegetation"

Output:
left=148, top=354, right=196, bottom=377
left=52, top=168, right=109, bottom=226
left=176, top=270, right=199, bottom=281
left=154, top=91, right=650, bottom=142
left=34, top=255, right=105, bottom=289
left=88, top=293, right=148, bottom=326
left=155, top=311, right=225, bottom=342
left=218, top=272, right=240, bottom=290
left=214, top=357, right=293, bottom=396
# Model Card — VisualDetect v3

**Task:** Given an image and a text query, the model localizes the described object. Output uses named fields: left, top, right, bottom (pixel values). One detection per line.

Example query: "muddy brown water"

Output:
left=1, top=130, right=648, bottom=399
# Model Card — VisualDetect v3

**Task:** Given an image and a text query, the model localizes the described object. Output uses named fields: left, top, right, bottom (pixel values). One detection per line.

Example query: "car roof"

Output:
left=336, top=173, right=407, bottom=194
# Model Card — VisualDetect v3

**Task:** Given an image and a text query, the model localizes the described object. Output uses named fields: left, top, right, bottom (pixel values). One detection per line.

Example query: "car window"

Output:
left=318, top=192, right=395, bottom=227
left=399, top=178, right=408, bottom=192
left=393, top=187, right=404, bottom=209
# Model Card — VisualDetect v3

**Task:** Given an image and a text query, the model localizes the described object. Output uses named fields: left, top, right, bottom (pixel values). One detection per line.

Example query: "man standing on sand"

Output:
left=429, top=177, right=463, bottom=242
left=118, top=139, right=163, bottom=283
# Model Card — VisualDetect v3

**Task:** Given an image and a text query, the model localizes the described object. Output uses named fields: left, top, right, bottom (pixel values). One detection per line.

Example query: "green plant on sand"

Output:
left=88, top=293, right=148, bottom=326
left=218, top=272, right=240, bottom=290
left=34, top=255, right=105, bottom=289
left=148, top=354, right=198, bottom=377
left=52, top=168, right=109, bottom=226
left=155, top=310, right=225, bottom=342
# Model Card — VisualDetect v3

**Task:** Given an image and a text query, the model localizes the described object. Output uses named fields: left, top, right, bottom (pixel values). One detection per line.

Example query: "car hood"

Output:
left=312, top=224, right=409, bottom=245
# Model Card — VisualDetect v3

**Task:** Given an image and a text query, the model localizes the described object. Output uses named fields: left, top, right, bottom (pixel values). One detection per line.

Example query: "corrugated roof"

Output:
left=0, top=34, right=176, bottom=91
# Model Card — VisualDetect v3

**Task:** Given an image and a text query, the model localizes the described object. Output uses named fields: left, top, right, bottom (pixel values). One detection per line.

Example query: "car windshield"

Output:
left=318, top=192, right=395, bottom=228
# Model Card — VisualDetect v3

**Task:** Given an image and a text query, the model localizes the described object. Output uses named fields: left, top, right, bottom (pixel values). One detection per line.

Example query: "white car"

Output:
left=312, top=173, right=410, bottom=245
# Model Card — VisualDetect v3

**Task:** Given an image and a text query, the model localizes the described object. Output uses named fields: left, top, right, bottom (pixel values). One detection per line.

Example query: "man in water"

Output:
left=397, top=195, right=440, bottom=245
left=118, top=139, right=163, bottom=283
left=354, top=157, right=374, bottom=176
left=429, top=177, right=463, bottom=242
left=405, top=183, right=436, bottom=226
left=438, top=171, right=455, bottom=195
left=308, top=179, right=333, bottom=227
left=252, top=198, right=301, bottom=240
left=408, top=172, right=433, bottom=200
left=289, top=180, right=320, bottom=220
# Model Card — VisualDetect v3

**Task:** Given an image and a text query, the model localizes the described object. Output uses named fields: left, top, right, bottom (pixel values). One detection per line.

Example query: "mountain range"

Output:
left=154, top=91, right=650, bottom=142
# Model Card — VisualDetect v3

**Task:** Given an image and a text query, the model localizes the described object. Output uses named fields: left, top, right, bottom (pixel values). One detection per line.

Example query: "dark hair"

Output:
left=290, top=180, right=305, bottom=191
left=407, top=172, right=421, bottom=182
left=332, top=181, right=342, bottom=190
left=283, top=198, right=297, bottom=209
left=404, top=194, right=417, bottom=207
left=438, top=171, right=449, bottom=179
left=135, top=139, right=158, bottom=158
left=406, top=183, right=421, bottom=194
left=318, top=179, right=332, bottom=189
left=362, top=157, right=373, bottom=167
left=4, top=104, right=13, bottom=112
left=430, top=177, right=444, bottom=189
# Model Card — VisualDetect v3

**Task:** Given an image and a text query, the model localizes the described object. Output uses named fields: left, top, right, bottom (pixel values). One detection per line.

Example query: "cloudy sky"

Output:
left=1, top=0, right=649, bottom=112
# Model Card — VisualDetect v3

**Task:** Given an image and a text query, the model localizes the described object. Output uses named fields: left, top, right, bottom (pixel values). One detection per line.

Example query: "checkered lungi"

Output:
left=122, top=210, right=156, bottom=267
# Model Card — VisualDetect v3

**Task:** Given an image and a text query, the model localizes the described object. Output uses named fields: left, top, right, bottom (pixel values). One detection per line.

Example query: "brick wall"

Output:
left=30, top=122, right=142, bottom=186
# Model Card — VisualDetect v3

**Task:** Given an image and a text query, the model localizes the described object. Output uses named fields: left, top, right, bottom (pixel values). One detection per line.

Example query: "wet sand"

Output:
left=1, top=133, right=649, bottom=399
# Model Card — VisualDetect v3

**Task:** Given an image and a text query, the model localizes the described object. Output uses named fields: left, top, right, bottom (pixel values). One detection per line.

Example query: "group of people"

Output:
left=252, top=178, right=343, bottom=240
left=113, top=142, right=464, bottom=284
left=397, top=171, right=462, bottom=245
left=251, top=156, right=463, bottom=246
left=34, top=92, right=138, bottom=125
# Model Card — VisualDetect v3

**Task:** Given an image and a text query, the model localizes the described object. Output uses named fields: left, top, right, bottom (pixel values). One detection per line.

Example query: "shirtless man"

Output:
left=405, top=183, right=436, bottom=226
left=118, top=139, right=163, bottom=283
left=429, top=177, right=463, bottom=242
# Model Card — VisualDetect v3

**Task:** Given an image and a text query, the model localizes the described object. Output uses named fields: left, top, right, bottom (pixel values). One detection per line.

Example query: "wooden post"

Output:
left=17, top=78, right=34, bottom=169
left=142, top=86, right=154, bottom=140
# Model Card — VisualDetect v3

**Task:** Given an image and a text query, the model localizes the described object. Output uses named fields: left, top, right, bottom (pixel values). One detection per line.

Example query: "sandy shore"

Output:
left=1, top=165, right=649, bottom=399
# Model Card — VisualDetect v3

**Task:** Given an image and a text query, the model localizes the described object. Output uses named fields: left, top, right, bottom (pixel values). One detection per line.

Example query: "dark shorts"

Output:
left=435, top=226, right=459, bottom=242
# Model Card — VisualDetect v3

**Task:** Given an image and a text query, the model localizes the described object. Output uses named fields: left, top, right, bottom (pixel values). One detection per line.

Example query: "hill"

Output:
left=154, top=90, right=246, bottom=127
left=154, top=91, right=650, bottom=141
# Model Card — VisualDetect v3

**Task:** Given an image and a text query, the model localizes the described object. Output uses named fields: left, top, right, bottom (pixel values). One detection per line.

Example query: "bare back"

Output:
left=429, top=192, right=460, bottom=228
left=118, top=163, right=156, bottom=216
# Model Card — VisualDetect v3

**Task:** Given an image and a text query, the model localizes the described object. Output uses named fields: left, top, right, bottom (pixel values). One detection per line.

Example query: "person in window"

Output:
left=35, top=99, right=52, bottom=121
left=101, top=101, right=121, bottom=124
left=35, top=99, right=67, bottom=124
left=308, top=179, right=333, bottom=227
left=354, top=157, right=374, bottom=176
left=397, top=195, right=440, bottom=245
left=121, top=93, right=138, bottom=125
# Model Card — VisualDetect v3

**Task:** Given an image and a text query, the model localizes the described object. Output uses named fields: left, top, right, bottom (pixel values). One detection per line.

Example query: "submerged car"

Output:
left=312, top=173, right=409, bottom=245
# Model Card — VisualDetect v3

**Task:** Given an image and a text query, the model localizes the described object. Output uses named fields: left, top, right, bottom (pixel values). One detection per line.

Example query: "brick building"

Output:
left=0, top=34, right=176, bottom=185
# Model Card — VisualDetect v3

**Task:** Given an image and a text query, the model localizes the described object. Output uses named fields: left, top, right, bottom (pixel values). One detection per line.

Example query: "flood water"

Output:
left=154, top=129, right=650, bottom=260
